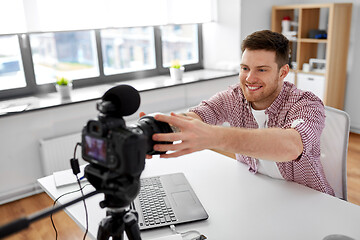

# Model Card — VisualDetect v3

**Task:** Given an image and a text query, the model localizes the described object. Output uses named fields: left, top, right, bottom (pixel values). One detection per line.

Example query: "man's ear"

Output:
left=279, top=64, right=290, bottom=80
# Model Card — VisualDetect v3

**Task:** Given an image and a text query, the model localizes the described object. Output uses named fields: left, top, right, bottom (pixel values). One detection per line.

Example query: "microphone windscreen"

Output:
left=102, top=85, right=140, bottom=116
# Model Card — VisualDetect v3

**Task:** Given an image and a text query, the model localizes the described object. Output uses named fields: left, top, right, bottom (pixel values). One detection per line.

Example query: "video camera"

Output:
left=81, top=84, right=173, bottom=208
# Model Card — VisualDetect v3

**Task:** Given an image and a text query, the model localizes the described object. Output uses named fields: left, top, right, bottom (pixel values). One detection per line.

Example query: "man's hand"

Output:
left=152, top=112, right=216, bottom=158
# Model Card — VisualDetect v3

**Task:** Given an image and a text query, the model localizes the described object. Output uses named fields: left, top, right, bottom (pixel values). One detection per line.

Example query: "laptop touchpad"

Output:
left=172, top=191, right=196, bottom=206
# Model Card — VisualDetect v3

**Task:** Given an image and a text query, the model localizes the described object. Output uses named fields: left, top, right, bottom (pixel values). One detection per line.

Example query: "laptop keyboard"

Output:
left=138, top=176, right=178, bottom=227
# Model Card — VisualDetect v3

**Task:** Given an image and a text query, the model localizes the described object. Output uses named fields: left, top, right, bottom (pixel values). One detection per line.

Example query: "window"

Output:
left=0, top=35, right=26, bottom=90
left=100, top=27, right=156, bottom=75
left=0, top=24, right=202, bottom=100
left=30, top=31, right=99, bottom=85
left=161, top=24, right=199, bottom=67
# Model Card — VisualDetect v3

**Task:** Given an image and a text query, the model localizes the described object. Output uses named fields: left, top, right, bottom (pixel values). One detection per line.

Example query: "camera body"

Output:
left=80, top=85, right=173, bottom=208
left=81, top=84, right=173, bottom=178
left=82, top=116, right=147, bottom=177
left=82, top=111, right=173, bottom=177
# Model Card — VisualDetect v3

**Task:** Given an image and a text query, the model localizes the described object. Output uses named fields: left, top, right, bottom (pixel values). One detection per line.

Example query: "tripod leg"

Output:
left=97, top=216, right=125, bottom=240
left=97, top=217, right=112, bottom=240
left=124, top=210, right=142, bottom=240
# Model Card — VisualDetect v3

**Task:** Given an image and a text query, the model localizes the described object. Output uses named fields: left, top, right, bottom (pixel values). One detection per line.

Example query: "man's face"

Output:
left=239, top=49, right=288, bottom=110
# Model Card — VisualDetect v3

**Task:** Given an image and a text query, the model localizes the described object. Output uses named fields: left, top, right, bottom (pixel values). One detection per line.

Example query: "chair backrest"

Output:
left=320, top=106, right=350, bottom=200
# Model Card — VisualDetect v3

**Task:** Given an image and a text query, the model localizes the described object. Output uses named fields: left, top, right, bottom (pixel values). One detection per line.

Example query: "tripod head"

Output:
left=84, top=164, right=140, bottom=209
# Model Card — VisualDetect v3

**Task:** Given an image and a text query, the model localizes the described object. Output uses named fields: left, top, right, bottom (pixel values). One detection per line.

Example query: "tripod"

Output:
left=97, top=207, right=141, bottom=240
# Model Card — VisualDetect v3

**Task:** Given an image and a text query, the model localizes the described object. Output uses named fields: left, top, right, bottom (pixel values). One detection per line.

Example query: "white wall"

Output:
left=335, top=0, right=360, bottom=133
left=239, top=0, right=294, bottom=39
left=202, top=0, right=241, bottom=71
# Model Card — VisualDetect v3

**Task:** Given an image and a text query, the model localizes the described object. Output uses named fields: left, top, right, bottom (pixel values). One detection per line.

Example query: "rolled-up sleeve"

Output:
left=277, top=93, right=334, bottom=195
left=283, top=94, right=325, bottom=162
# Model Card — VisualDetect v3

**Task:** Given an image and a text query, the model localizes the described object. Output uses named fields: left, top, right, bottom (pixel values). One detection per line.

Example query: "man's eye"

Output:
left=241, top=67, right=249, bottom=71
left=259, top=69, right=266, bottom=72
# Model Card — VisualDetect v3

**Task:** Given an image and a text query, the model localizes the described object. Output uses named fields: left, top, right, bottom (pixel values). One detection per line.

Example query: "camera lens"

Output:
left=134, top=115, right=173, bottom=155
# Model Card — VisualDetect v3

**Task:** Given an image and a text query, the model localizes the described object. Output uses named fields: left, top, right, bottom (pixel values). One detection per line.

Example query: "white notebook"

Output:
left=53, top=164, right=87, bottom=187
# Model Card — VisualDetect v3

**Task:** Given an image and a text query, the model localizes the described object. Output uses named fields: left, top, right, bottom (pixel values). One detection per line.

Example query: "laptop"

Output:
left=130, top=172, right=208, bottom=230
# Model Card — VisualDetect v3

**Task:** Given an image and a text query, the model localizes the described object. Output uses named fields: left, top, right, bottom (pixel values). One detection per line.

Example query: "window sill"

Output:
left=0, top=69, right=238, bottom=117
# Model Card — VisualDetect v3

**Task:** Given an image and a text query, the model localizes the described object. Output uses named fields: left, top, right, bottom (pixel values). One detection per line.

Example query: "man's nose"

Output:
left=245, top=70, right=256, bottom=82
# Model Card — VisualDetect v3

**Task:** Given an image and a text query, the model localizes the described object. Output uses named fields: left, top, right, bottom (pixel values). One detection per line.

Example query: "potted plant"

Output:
left=55, top=77, right=72, bottom=99
left=169, top=60, right=185, bottom=81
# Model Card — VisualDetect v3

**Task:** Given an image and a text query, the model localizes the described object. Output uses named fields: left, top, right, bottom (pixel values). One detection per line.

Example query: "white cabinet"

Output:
left=297, top=73, right=325, bottom=101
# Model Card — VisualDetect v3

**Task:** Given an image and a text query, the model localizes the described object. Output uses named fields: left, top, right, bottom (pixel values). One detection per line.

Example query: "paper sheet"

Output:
left=53, top=164, right=87, bottom=187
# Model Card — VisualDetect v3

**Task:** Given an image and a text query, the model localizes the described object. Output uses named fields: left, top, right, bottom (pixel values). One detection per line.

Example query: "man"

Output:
left=145, top=30, right=334, bottom=195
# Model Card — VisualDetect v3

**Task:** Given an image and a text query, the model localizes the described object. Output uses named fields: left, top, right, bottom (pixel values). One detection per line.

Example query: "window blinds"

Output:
left=0, top=0, right=216, bottom=34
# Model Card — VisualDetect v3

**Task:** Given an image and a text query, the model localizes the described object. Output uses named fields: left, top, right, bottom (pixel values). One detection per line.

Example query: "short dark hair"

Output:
left=241, top=30, right=290, bottom=69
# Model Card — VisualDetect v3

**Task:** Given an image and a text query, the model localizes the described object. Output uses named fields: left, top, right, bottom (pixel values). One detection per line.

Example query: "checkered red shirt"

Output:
left=190, top=81, right=334, bottom=195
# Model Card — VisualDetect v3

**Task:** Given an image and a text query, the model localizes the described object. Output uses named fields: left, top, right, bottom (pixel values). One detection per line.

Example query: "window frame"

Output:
left=0, top=24, right=203, bottom=100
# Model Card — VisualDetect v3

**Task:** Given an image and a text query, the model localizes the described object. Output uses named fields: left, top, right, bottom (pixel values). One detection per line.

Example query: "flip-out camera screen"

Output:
left=84, top=135, right=107, bottom=162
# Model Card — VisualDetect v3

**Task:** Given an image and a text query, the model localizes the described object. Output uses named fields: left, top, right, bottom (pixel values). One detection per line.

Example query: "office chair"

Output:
left=320, top=106, right=350, bottom=200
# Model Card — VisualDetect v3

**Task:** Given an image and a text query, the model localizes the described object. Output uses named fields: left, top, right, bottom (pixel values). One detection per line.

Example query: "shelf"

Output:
left=288, top=39, right=328, bottom=44
left=299, top=38, right=327, bottom=43
left=297, top=70, right=325, bottom=76
left=272, top=3, right=353, bottom=109
left=273, top=3, right=332, bottom=9
left=289, top=70, right=326, bottom=76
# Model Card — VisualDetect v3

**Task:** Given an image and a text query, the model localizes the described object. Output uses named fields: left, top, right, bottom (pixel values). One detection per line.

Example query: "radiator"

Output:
left=39, top=132, right=86, bottom=176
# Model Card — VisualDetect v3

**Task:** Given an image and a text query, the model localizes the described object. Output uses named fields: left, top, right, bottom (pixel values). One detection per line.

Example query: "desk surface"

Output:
left=38, top=150, right=360, bottom=239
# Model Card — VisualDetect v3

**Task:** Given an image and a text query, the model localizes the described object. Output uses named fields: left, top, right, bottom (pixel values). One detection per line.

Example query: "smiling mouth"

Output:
left=247, top=85, right=262, bottom=91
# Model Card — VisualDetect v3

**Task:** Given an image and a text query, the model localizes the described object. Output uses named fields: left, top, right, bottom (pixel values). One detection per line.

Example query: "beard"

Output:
left=240, top=77, right=282, bottom=109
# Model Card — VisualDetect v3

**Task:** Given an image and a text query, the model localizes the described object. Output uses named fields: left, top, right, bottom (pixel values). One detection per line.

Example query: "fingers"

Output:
left=153, top=140, right=196, bottom=154
left=154, top=113, right=188, bottom=129
left=141, top=112, right=190, bottom=122
left=154, top=143, right=181, bottom=152
left=142, top=112, right=201, bottom=159
left=140, top=112, right=196, bottom=159
left=153, top=132, right=183, bottom=142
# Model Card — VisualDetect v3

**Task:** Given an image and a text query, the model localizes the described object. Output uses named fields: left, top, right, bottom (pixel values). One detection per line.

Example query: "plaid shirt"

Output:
left=190, top=81, right=334, bottom=195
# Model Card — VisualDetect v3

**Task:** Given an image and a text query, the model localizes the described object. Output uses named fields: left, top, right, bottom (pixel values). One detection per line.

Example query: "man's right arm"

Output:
left=140, top=111, right=236, bottom=159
